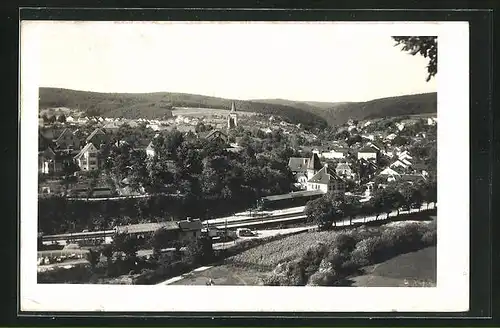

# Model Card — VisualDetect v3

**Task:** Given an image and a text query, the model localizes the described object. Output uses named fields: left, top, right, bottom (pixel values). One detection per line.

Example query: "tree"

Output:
left=47, top=115, right=56, bottom=124
left=57, top=114, right=67, bottom=123
left=304, top=193, right=344, bottom=230
left=87, top=248, right=101, bottom=270
left=112, top=232, right=139, bottom=260
left=102, top=244, right=114, bottom=270
left=341, top=195, right=361, bottom=226
left=369, top=187, right=403, bottom=219
left=86, top=170, right=100, bottom=200
left=393, top=36, right=437, bottom=81
left=150, top=227, right=180, bottom=252
left=399, top=183, right=424, bottom=211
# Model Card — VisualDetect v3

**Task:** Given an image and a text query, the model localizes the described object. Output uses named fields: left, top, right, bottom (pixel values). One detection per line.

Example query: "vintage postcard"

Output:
left=20, top=20, right=469, bottom=313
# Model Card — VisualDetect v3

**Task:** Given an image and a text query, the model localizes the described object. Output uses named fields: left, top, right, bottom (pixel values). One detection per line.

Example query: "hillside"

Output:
left=255, top=93, right=437, bottom=127
left=322, top=93, right=437, bottom=126
left=38, top=88, right=328, bottom=130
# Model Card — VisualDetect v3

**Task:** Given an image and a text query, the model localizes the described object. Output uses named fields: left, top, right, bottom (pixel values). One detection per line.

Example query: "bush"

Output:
left=350, top=236, right=385, bottom=266
left=421, top=230, right=437, bottom=246
left=307, top=269, right=338, bottom=286
left=263, top=261, right=305, bottom=286
left=38, top=264, right=93, bottom=283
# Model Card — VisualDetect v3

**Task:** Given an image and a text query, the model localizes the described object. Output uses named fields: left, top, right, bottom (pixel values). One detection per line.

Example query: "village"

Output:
left=37, top=98, right=437, bottom=285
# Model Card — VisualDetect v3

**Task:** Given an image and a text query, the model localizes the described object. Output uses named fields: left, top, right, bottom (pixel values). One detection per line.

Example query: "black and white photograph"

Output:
left=20, top=20, right=469, bottom=313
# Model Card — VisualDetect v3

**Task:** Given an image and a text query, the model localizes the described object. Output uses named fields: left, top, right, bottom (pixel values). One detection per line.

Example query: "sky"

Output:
left=30, top=21, right=437, bottom=103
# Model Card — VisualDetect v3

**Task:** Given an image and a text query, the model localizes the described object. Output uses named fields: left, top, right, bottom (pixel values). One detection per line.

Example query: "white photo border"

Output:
left=20, top=21, right=469, bottom=313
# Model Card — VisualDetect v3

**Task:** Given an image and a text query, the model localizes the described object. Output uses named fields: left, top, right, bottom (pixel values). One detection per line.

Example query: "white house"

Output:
left=73, top=143, right=99, bottom=171
left=357, top=146, right=378, bottom=160
left=396, top=122, right=405, bottom=131
left=390, top=158, right=412, bottom=170
left=385, top=133, right=397, bottom=141
left=146, top=134, right=160, bottom=158
left=66, top=116, right=74, bottom=123
left=322, top=147, right=349, bottom=159
left=306, top=164, right=345, bottom=194
left=427, top=117, right=437, bottom=126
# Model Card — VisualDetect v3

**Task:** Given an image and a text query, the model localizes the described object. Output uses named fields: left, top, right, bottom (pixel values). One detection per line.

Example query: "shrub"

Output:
left=350, top=236, right=385, bottom=266
left=331, top=233, right=357, bottom=253
left=307, top=269, right=338, bottom=286
left=325, top=247, right=348, bottom=271
left=263, top=261, right=306, bottom=286
left=421, top=230, right=437, bottom=246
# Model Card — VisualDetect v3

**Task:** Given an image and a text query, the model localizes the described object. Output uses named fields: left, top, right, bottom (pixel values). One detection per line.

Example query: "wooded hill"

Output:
left=254, top=92, right=437, bottom=127
left=38, top=88, right=328, bottom=130
left=39, top=88, right=436, bottom=129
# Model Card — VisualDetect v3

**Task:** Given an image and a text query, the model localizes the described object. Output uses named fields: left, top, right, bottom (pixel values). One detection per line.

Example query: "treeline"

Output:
left=305, top=177, right=437, bottom=230
left=39, top=88, right=328, bottom=130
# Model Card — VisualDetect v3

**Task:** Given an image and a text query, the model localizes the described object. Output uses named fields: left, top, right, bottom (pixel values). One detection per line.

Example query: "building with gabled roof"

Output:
left=85, top=128, right=107, bottom=147
left=288, top=157, right=310, bottom=174
left=54, top=128, right=80, bottom=150
left=357, top=145, right=378, bottom=160
left=306, top=164, right=345, bottom=194
left=74, top=143, right=99, bottom=171
left=115, top=219, right=202, bottom=242
left=335, top=162, right=355, bottom=180
left=198, top=129, right=228, bottom=143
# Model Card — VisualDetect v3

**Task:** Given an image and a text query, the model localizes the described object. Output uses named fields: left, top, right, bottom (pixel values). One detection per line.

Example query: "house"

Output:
left=39, top=146, right=63, bottom=174
left=396, top=122, right=406, bottom=131
left=114, top=219, right=202, bottom=242
left=357, top=145, right=378, bottom=160
left=335, top=162, right=355, bottom=180
left=427, top=117, right=437, bottom=126
left=306, top=164, right=345, bottom=194
left=85, top=128, right=107, bottom=147
left=378, top=167, right=403, bottom=183
left=322, top=147, right=350, bottom=159
left=175, top=125, right=197, bottom=134
left=390, top=158, right=412, bottom=170
left=411, top=162, right=429, bottom=177
left=385, top=133, right=397, bottom=141
left=288, top=157, right=311, bottom=188
left=73, top=143, right=99, bottom=171
left=400, top=174, right=426, bottom=184
left=288, top=153, right=323, bottom=189
left=146, top=141, right=156, bottom=158
left=54, top=128, right=80, bottom=150
left=198, top=129, right=228, bottom=143
left=66, top=116, right=74, bottom=123
left=397, top=150, right=413, bottom=162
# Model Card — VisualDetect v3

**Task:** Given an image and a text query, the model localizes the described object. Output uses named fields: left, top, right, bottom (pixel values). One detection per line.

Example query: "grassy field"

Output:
left=350, top=246, right=436, bottom=287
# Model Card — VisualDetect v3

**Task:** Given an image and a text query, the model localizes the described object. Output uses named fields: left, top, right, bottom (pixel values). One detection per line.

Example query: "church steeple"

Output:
left=228, top=101, right=238, bottom=130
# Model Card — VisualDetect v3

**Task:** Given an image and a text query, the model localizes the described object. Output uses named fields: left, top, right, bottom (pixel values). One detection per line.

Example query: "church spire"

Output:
left=231, top=101, right=236, bottom=112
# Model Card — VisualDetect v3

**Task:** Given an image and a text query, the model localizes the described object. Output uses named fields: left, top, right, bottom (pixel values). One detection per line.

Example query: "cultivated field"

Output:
left=172, top=107, right=257, bottom=117
left=171, top=218, right=436, bottom=286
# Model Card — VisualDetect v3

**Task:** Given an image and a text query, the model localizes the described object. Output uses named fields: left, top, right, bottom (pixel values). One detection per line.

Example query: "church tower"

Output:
left=227, top=101, right=238, bottom=130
